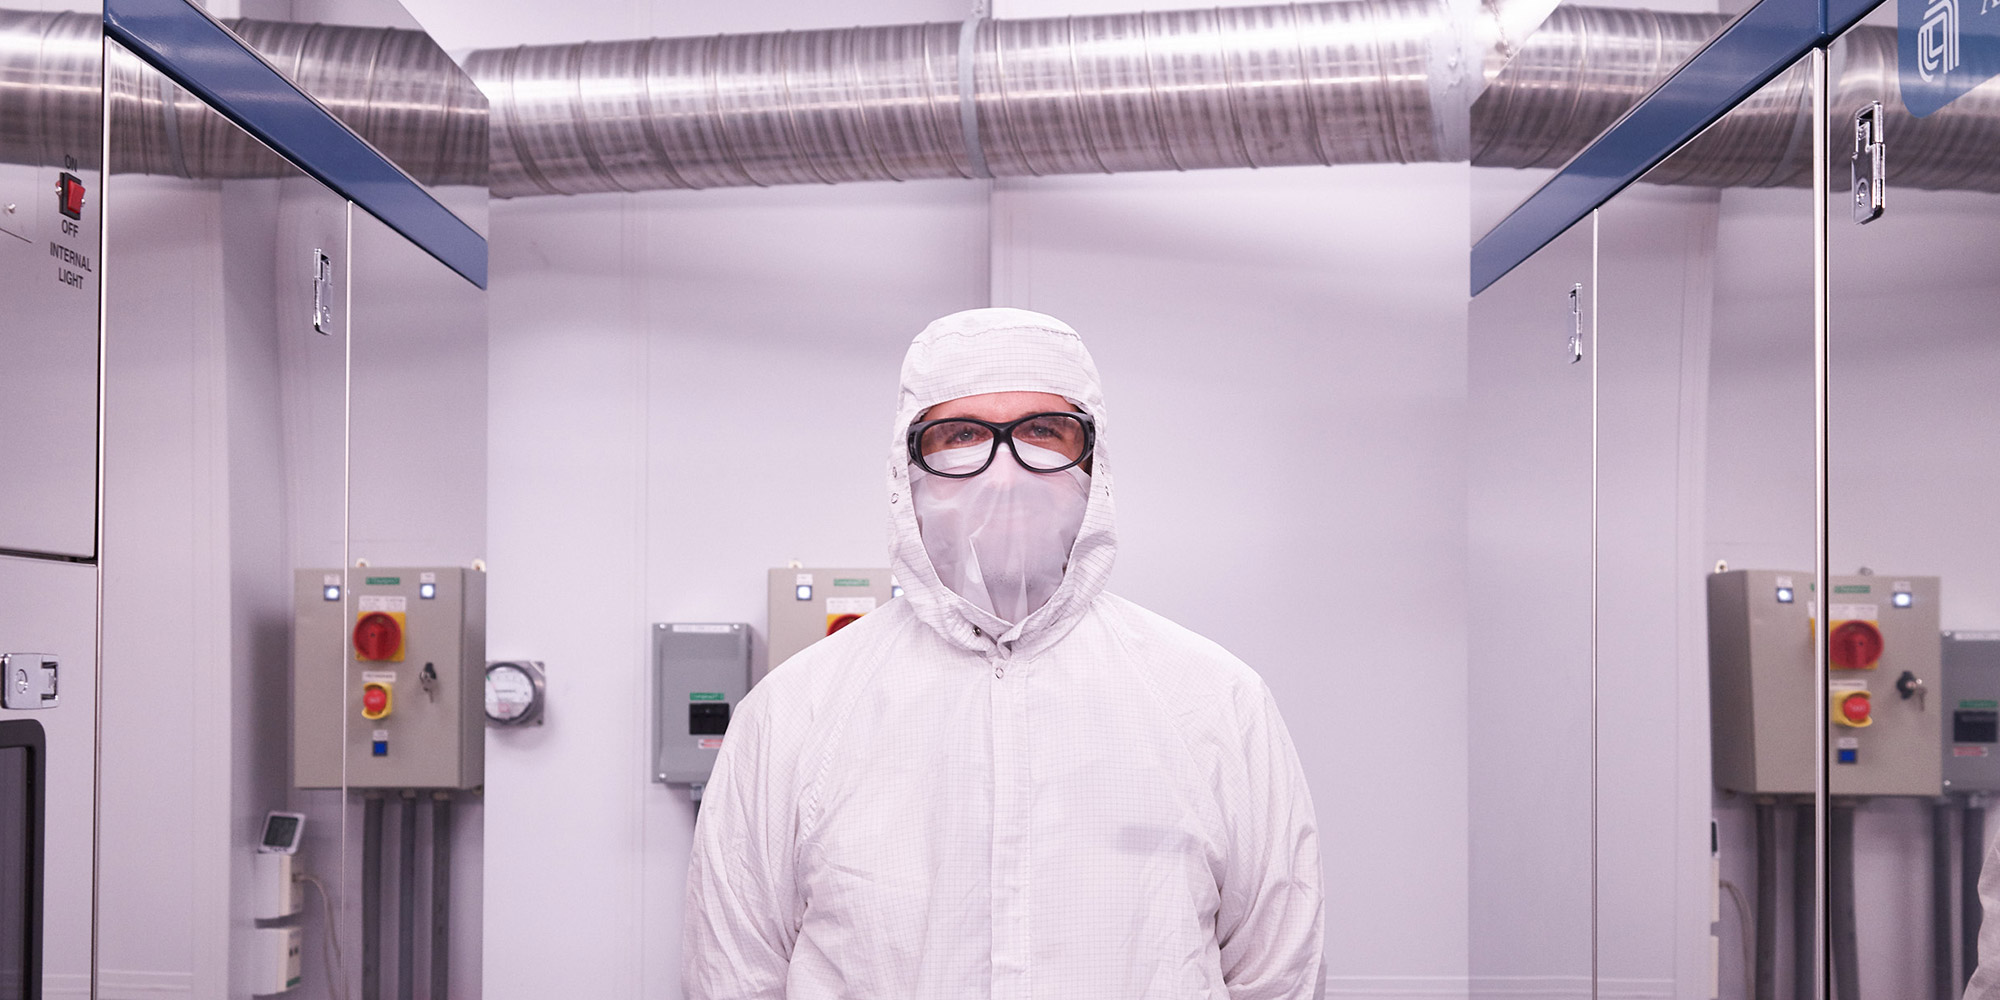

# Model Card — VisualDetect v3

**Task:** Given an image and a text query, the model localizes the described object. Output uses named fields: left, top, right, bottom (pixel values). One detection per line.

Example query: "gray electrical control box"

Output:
left=652, top=623, right=750, bottom=785
left=764, top=567, right=894, bottom=682
left=1943, top=631, right=2000, bottom=792
left=293, top=568, right=486, bottom=790
left=1707, top=570, right=1943, bottom=796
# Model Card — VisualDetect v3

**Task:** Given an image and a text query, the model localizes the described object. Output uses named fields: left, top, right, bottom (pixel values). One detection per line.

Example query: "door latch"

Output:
left=1567, top=283, right=1584, bottom=364
left=312, top=249, right=334, bottom=333
left=1852, top=102, right=1886, bottom=224
left=1, top=653, right=58, bottom=710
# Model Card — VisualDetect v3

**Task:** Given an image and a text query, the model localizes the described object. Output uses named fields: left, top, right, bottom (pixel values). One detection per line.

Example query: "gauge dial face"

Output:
left=484, top=663, right=541, bottom=723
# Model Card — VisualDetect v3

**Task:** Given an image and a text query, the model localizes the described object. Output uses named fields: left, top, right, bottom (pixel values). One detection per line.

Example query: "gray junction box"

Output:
left=293, top=567, right=486, bottom=790
left=1943, top=631, right=2000, bottom=792
left=653, top=623, right=750, bottom=785
left=1707, top=569, right=1943, bottom=796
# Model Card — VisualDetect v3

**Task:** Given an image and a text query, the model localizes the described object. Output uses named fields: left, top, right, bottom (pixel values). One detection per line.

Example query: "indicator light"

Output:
left=419, top=583, right=436, bottom=600
left=891, top=585, right=905, bottom=599
left=795, top=584, right=812, bottom=601
left=323, top=585, right=341, bottom=601
left=1837, top=747, right=1858, bottom=764
left=1775, top=587, right=1794, bottom=603
left=1893, top=592, right=1913, bottom=608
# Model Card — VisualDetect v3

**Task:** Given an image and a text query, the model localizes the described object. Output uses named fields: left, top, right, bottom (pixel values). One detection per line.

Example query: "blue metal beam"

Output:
left=104, top=0, right=488, bottom=288
left=1471, top=0, right=1884, bottom=295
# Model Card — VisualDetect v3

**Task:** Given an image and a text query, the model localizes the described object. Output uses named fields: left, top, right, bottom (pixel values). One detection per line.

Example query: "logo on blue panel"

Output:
left=1917, top=0, right=1962, bottom=80
left=1902, top=0, right=2000, bottom=115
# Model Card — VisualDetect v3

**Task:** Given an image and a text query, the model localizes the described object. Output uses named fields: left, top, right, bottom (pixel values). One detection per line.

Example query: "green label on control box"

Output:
left=365, top=576, right=401, bottom=586
left=1964, top=699, right=2000, bottom=710
left=1834, top=584, right=1871, bottom=594
left=833, top=578, right=870, bottom=587
left=690, top=692, right=726, bottom=701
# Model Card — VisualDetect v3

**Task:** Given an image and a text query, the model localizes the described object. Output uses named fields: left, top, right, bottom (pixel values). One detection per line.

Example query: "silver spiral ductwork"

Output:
left=0, top=9, right=104, bottom=169
left=471, top=0, right=1470, bottom=195
left=7, top=3, right=2000, bottom=197
left=469, top=1, right=1749, bottom=196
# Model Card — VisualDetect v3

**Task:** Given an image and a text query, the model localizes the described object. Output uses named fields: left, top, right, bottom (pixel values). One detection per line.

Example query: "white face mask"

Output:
left=910, top=438, right=1090, bottom=625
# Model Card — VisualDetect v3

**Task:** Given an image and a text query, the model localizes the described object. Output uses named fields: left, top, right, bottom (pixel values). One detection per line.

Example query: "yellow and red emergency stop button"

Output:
left=1829, top=619, right=1884, bottom=670
left=1831, top=689, right=1872, bottom=728
left=361, top=681, right=392, bottom=720
left=353, top=611, right=406, bottom=662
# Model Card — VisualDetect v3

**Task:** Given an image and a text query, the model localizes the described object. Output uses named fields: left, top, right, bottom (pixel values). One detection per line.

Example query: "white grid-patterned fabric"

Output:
left=683, top=309, right=1324, bottom=999
left=1969, top=833, right=2000, bottom=999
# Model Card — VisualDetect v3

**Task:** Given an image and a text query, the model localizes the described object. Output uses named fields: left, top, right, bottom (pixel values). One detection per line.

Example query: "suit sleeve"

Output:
left=1215, top=680, right=1326, bottom=1000
left=1967, top=833, right=2000, bottom=1000
left=682, top=687, right=804, bottom=1000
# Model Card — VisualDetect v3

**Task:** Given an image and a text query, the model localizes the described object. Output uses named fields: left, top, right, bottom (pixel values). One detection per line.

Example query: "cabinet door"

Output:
left=1468, top=217, right=1594, bottom=998
left=1826, top=4, right=2000, bottom=998
left=0, top=2, right=103, bottom=558
left=96, top=38, right=354, bottom=999
left=1596, top=51, right=1821, bottom=1000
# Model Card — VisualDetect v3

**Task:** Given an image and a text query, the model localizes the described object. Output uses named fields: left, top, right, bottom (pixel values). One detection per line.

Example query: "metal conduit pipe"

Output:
left=1754, top=801, right=1779, bottom=1000
left=18, top=3, right=2000, bottom=197
left=1966, top=798, right=1986, bottom=991
left=1792, top=801, right=1815, bottom=1000
left=1936, top=798, right=1956, bottom=1000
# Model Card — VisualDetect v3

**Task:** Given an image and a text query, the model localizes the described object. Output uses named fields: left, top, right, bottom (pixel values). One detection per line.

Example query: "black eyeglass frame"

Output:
left=906, top=411, right=1097, bottom=479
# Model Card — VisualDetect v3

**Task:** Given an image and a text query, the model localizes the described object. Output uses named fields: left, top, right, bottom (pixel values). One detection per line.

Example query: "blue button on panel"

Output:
left=372, top=741, right=388, bottom=757
left=1837, top=748, right=1859, bottom=764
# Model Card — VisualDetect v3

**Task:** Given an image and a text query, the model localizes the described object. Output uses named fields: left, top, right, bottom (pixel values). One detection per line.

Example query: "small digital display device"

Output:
left=258, top=811, right=306, bottom=854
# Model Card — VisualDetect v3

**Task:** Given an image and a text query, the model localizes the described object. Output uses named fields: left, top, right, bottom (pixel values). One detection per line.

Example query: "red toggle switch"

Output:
left=57, top=173, right=85, bottom=220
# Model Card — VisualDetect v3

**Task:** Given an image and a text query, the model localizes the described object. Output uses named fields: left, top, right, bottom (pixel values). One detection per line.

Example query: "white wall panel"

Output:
left=989, top=163, right=1472, bottom=992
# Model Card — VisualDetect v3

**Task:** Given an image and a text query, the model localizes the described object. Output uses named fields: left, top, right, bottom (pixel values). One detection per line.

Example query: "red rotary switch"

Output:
left=825, top=613, right=863, bottom=636
left=1829, top=620, right=1885, bottom=670
left=353, top=612, right=404, bottom=662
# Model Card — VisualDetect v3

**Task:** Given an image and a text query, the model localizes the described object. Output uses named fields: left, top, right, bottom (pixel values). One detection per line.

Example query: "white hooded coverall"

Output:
left=683, top=309, right=1325, bottom=1000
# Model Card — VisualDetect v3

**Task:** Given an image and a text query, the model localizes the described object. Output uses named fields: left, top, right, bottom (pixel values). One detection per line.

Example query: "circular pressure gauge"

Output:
left=484, top=660, right=546, bottom=726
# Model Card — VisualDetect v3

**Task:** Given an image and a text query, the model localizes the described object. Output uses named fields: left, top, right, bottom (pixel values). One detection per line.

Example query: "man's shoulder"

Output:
left=1085, top=593, right=1267, bottom=694
left=752, top=598, right=922, bottom=701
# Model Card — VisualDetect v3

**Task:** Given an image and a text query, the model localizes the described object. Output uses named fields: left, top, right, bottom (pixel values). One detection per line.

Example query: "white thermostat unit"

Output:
left=258, top=811, right=305, bottom=854
left=485, top=660, right=547, bottom=726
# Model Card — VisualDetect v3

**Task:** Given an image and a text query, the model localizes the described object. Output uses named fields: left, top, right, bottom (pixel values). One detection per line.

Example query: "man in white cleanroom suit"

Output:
left=1966, top=833, right=2000, bottom=998
left=683, top=308, right=1325, bottom=999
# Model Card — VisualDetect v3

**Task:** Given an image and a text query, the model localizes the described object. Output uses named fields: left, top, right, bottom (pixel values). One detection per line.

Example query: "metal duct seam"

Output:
left=959, top=14, right=990, bottom=178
